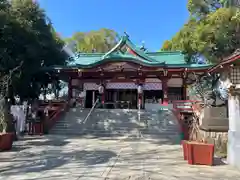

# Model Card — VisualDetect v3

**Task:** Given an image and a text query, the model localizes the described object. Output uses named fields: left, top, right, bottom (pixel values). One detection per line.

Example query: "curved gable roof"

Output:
left=49, top=34, right=212, bottom=70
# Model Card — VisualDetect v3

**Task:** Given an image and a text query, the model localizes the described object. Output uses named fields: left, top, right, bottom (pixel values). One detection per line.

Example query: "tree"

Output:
left=161, top=18, right=200, bottom=62
left=8, top=0, right=67, bottom=100
left=161, top=0, right=240, bottom=63
left=187, top=0, right=222, bottom=18
left=221, top=0, right=240, bottom=8
left=65, top=28, right=119, bottom=53
left=0, top=0, right=67, bottom=132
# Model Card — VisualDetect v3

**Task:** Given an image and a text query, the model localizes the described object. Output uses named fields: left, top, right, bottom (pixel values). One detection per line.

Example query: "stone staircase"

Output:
left=50, top=108, right=180, bottom=140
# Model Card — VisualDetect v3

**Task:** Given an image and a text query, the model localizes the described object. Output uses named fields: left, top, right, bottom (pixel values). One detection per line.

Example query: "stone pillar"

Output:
left=162, top=78, right=168, bottom=105
left=228, top=89, right=240, bottom=167
left=68, top=77, right=72, bottom=100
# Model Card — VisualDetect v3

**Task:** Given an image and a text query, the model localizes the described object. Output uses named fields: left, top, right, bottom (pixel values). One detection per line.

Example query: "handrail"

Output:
left=82, top=98, right=99, bottom=124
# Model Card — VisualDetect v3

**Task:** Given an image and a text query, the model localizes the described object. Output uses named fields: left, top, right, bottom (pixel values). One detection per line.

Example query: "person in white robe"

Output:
left=10, top=97, right=27, bottom=136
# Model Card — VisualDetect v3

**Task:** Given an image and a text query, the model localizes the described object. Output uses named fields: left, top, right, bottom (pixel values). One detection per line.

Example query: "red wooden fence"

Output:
left=28, top=101, right=68, bottom=135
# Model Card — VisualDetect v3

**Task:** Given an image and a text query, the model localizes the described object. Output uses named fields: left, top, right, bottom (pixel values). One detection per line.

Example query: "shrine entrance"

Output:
left=84, top=87, right=164, bottom=110
left=105, top=89, right=138, bottom=109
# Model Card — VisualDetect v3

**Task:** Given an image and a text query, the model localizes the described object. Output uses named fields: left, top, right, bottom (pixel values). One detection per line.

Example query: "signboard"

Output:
left=102, top=62, right=138, bottom=71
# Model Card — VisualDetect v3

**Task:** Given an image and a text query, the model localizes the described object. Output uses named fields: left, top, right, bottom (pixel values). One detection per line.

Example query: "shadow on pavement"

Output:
left=0, top=148, right=117, bottom=176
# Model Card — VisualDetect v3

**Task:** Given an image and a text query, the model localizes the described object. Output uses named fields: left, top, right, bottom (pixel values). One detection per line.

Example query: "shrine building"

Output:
left=43, top=34, right=212, bottom=110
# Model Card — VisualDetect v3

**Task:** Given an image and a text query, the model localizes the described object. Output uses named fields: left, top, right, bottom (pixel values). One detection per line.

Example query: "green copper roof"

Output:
left=60, top=34, right=212, bottom=69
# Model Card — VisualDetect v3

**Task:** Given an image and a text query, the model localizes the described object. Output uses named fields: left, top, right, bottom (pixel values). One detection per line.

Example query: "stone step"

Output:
left=50, top=127, right=178, bottom=133
left=49, top=108, right=179, bottom=136
left=54, top=123, right=176, bottom=129
left=53, top=125, right=178, bottom=131
left=50, top=125, right=179, bottom=131
left=50, top=128, right=179, bottom=136
left=55, top=121, right=175, bottom=126
left=54, top=120, right=175, bottom=126
left=55, top=117, right=176, bottom=122
left=51, top=127, right=178, bottom=133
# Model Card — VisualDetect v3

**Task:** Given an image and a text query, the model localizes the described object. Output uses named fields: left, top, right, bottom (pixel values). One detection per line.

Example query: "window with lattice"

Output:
left=230, top=67, right=240, bottom=85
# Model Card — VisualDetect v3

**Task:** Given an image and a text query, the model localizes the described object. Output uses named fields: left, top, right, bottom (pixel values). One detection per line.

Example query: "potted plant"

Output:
left=182, top=140, right=189, bottom=160
left=0, top=102, right=14, bottom=151
left=181, top=112, right=192, bottom=161
left=182, top=72, right=220, bottom=165
left=187, top=141, right=214, bottom=166
left=183, top=110, right=214, bottom=166
left=0, top=64, right=23, bottom=151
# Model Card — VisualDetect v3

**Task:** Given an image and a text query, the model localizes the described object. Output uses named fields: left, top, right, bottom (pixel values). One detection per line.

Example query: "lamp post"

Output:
left=137, top=84, right=143, bottom=111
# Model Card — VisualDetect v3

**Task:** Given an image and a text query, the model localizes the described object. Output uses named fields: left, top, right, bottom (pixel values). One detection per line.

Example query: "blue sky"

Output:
left=38, top=0, right=189, bottom=51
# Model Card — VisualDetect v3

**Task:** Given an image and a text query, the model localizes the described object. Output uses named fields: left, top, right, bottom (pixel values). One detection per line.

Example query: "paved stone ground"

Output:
left=0, top=135, right=240, bottom=180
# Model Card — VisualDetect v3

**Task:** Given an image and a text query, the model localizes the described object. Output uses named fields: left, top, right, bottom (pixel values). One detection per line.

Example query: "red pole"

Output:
left=101, top=93, right=105, bottom=104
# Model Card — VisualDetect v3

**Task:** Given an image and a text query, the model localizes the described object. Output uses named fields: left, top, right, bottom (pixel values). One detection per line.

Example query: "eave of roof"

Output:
left=208, top=50, right=240, bottom=73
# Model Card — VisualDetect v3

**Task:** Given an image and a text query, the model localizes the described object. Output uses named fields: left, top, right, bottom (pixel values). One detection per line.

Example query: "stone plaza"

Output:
left=1, top=132, right=240, bottom=179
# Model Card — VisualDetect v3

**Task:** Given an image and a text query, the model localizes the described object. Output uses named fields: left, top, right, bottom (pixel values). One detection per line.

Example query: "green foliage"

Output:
left=0, top=0, right=68, bottom=132
left=161, top=18, right=199, bottom=62
left=0, top=0, right=67, bottom=100
left=221, top=0, right=240, bottom=8
left=161, top=0, right=240, bottom=63
left=188, top=74, right=215, bottom=102
left=187, top=0, right=222, bottom=18
left=65, top=28, right=119, bottom=53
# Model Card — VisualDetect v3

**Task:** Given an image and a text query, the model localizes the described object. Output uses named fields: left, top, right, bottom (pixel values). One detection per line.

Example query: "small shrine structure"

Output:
left=207, top=50, right=240, bottom=168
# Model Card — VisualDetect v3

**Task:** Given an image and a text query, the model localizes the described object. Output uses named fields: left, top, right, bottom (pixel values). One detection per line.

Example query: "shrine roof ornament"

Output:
left=102, top=33, right=156, bottom=62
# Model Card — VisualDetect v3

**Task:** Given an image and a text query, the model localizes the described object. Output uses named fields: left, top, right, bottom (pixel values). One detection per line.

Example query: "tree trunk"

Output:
left=0, top=98, right=14, bottom=133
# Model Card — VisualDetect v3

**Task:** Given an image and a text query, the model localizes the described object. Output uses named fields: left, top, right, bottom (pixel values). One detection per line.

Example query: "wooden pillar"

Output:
left=68, top=77, right=72, bottom=100
left=79, top=81, right=85, bottom=108
left=182, top=79, right=187, bottom=100
left=162, top=78, right=168, bottom=105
